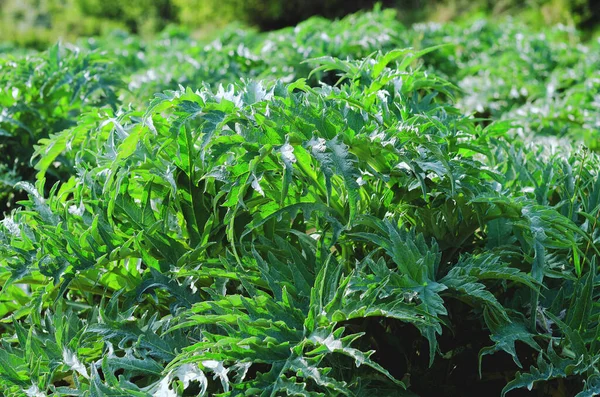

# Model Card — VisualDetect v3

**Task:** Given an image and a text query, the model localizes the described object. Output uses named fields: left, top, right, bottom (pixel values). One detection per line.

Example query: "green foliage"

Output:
left=0, top=43, right=122, bottom=212
left=1, top=0, right=600, bottom=47
left=1, top=7, right=600, bottom=397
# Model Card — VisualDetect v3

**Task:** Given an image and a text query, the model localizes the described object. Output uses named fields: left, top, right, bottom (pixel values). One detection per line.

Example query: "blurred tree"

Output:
left=75, top=0, right=176, bottom=34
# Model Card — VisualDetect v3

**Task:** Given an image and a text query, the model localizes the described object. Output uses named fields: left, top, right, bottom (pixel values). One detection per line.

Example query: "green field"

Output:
left=1, top=7, right=600, bottom=396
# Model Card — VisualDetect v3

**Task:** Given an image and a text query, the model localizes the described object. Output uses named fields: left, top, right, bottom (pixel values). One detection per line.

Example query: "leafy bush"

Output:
left=1, top=44, right=599, bottom=395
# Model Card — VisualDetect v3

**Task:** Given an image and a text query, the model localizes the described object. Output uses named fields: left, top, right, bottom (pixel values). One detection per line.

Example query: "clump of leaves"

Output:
left=1, top=5, right=600, bottom=396
left=2, top=49, right=598, bottom=397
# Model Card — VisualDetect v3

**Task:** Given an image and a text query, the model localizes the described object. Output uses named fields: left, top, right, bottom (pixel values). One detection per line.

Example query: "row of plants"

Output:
left=0, top=8, right=599, bottom=396
left=3, top=9, right=599, bottom=212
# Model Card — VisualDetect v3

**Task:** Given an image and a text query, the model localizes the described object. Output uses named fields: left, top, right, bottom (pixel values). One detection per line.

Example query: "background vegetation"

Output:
left=1, top=0, right=600, bottom=47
